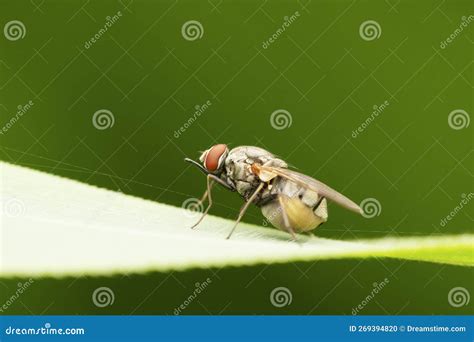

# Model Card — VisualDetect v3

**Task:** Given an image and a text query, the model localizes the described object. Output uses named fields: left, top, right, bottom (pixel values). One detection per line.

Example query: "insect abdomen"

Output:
left=261, top=196, right=327, bottom=233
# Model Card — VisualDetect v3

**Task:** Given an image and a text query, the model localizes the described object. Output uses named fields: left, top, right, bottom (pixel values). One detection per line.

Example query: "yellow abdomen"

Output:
left=261, top=196, right=328, bottom=233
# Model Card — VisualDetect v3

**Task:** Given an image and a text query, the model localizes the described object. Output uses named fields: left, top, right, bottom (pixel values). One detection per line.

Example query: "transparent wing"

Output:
left=259, top=165, right=363, bottom=215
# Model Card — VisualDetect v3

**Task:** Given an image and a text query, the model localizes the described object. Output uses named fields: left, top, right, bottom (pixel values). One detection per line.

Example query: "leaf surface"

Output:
left=1, top=162, right=472, bottom=278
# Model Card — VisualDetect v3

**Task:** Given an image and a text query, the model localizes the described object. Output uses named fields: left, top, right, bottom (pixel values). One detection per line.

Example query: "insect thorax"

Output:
left=222, top=146, right=287, bottom=203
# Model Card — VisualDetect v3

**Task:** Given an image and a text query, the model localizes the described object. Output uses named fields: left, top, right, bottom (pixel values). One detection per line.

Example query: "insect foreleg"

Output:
left=226, top=182, right=265, bottom=240
left=190, top=174, right=215, bottom=229
left=197, top=188, right=209, bottom=206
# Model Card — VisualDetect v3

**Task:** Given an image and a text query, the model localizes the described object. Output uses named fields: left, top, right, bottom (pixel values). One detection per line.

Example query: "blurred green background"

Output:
left=0, top=0, right=472, bottom=315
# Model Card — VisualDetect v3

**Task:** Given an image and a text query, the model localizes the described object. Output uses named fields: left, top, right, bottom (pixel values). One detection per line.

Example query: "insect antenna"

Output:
left=184, top=158, right=209, bottom=175
left=184, top=158, right=235, bottom=191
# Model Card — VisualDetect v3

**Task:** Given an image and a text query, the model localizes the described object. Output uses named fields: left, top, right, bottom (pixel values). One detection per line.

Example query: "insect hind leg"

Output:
left=278, top=195, right=297, bottom=241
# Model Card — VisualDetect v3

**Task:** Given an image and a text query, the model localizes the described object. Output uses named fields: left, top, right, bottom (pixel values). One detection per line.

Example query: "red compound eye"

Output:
left=204, top=144, right=227, bottom=171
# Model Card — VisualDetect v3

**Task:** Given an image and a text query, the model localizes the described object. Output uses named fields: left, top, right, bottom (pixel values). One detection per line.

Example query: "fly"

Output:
left=185, top=144, right=363, bottom=240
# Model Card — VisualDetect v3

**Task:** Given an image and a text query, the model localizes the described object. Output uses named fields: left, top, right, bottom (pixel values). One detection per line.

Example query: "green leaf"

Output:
left=1, top=162, right=472, bottom=278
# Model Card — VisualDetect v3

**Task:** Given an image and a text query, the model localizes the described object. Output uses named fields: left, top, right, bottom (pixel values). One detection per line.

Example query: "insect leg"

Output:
left=277, top=195, right=297, bottom=241
left=190, top=174, right=215, bottom=229
left=226, top=182, right=265, bottom=240
left=197, top=188, right=210, bottom=205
